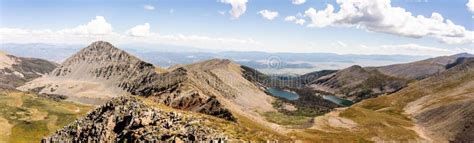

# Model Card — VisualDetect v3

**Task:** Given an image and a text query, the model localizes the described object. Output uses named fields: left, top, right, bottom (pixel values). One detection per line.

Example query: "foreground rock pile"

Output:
left=42, top=96, right=230, bottom=142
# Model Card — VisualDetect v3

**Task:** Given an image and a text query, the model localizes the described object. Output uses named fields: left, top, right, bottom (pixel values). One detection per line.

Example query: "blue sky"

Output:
left=0, top=0, right=473, bottom=56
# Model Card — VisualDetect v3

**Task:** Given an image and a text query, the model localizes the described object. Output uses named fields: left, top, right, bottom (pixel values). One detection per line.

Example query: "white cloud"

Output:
left=220, top=0, right=248, bottom=19
left=292, top=0, right=306, bottom=5
left=284, top=16, right=306, bottom=25
left=144, top=5, right=155, bottom=10
left=468, top=0, right=474, bottom=13
left=258, top=10, right=279, bottom=20
left=302, top=0, right=473, bottom=45
left=126, top=23, right=151, bottom=37
left=294, top=19, right=306, bottom=25
left=284, top=16, right=296, bottom=21
left=58, top=16, right=113, bottom=35
left=0, top=16, right=263, bottom=51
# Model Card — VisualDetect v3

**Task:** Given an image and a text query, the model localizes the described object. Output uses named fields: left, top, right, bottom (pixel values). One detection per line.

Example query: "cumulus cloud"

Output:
left=284, top=16, right=296, bottom=21
left=126, top=23, right=151, bottom=37
left=220, top=0, right=248, bottom=19
left=0, top=16, right=263, bottom=51
left=144, top=5, right=155, bottom=10
left=468, top=0, right=474, bottom=13
left=302, top=0, right=473, bottom=44
left=284, top=16, right=306, bottom=25
left=292, top=0, right=306, bottom=5
left=258, top=10, right=279, bottom=20
left=58, top=16, right=113, bottom=35
left=294, top=19, right=306, bottom=25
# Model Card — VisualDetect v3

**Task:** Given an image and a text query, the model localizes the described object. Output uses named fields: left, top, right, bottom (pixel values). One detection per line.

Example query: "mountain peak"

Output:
left=82, top=41, right=121, bottom=54
left=49, top=41, right=156, bottom=86
left=90, top=40, right=112, bottom=46
left=344, top=65, right=364, bottom=71
left=61, top=41, right=140, bottom=66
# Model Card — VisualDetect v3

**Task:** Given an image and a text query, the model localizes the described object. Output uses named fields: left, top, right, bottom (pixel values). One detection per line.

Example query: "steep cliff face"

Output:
left=42, top=96, right=231, bottom=142
left=0, top=51, right=57, bottom=88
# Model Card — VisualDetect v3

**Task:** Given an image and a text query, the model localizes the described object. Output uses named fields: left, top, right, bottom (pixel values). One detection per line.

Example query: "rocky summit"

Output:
left=42, top=96, right=231, bottom=142
left=51, top=41, right=158, bottom=95
left=17, top=41, right=161, bottom=104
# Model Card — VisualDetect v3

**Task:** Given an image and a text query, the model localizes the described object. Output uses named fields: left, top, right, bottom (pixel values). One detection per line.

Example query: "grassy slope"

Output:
left=0, top=90, right=92, bottom=142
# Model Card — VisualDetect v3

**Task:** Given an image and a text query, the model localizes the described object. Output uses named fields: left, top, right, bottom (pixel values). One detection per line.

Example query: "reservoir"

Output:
left=266, top=88, right=299, bottom=100
left=322, top=95, right=353, bottom=106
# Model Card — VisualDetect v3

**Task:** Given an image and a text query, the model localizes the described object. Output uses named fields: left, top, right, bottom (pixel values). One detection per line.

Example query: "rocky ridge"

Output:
left=376, top=53, right=474, bottom=80
left=403, top=58, right=474, bottom=142
left=42, top=96, right=231, bottom=142
left=18, top=41, right=278, bottom=123
left=308, top=65, right=407, bottom=102
left=19, top=41, right=235, bottom=121
left=0, top=51, right=57, bottom=88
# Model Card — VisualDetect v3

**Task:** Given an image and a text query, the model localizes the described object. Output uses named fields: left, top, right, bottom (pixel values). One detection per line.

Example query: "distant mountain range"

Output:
left=0, top=43, right=431, bottom=74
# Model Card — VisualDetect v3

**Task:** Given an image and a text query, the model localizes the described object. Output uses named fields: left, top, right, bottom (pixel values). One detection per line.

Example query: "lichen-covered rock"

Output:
left=42, top=96, right=230, bottom=142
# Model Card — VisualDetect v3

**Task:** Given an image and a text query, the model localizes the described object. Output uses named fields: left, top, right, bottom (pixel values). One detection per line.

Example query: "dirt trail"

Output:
left=407, top=124, right=435, bottom=143
left=310, top=108, right=357, bottom=131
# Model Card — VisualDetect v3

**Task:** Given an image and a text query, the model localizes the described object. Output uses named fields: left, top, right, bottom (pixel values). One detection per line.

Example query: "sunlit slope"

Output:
left=291, top=58, right=474, bottom=142
left=0, top=89, right=92, bottom=142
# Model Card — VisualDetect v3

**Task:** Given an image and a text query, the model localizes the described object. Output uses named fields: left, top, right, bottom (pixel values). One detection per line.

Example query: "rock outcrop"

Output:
left=42, top=96, right=230, bottom=142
